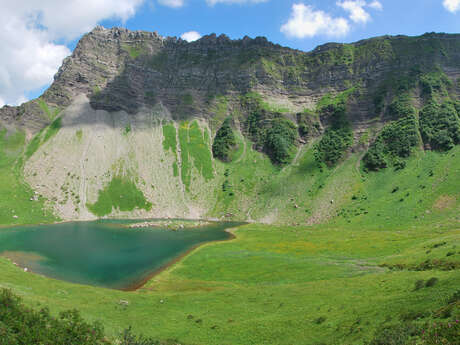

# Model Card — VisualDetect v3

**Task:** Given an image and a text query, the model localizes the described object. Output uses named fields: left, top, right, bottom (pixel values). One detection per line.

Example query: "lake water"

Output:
left=0, top=220, right=238, bottom=290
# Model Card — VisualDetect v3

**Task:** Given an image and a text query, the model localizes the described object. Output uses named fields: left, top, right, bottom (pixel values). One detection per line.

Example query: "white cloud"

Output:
left=281, top=4, right=350, bottom=39
left=158, top=0, right=185, bottom=8
left=0, top=0, right=144, bottom=106
left=281, top=1, right=383, bottom=39
left=368, top=0, right=383, bottom=10
left=337, top=1, right=370, bottom=24
left=443, top=0, right=460, bottom=12
left=206, top=0, right=268, bottom=5
left=181, top=31, right=202, bottom=42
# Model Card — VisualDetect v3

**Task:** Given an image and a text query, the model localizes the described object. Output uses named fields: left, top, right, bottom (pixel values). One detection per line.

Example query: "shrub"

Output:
left=414, top=280, right=425, bottom=291
left=388, top=95, right=416, bottom=119
left=212, top=118, right=237, bottom=162
left=368, top=323, right=419, bottom=345
left=448, top=290, right=460, bottom=304
left=363, top=113, right=419, bottom=171
left=314, top=101, right=353, bottom=166
left=314, top=316, right=326, bottom=324
left=243, top=93, right=298, bottom=165
left=0, top=289, right=108, bottom=344
left=419, top=101, right=460, bottom=151
left=264, top=117, right=298, bottom=165
left=419, top=320, right=460, bottom=345
left=425, top=277, right=438, bottom=287
left=119, top=327, right=181, bottom=345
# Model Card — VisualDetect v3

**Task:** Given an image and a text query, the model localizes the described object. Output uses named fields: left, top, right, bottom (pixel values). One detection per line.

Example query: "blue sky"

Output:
left=1, top=0, right=460, bottom=106
left=101, top=0, right=460, bottom=51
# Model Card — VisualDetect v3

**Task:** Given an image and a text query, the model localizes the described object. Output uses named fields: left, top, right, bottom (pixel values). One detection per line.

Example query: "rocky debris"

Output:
left=118, top=299, right=129, bottom=306
left=128, top=220, right=211, bottom=230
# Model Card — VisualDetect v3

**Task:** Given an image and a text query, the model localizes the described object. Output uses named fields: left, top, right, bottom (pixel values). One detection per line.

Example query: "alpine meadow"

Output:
left=0, top=26, right=459, bottom=345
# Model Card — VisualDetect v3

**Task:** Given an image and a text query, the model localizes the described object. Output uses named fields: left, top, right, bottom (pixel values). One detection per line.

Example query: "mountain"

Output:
left=0, top=27, right=459, bottom=225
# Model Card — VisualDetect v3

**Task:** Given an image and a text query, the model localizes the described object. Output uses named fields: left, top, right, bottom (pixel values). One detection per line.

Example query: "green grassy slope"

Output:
left=0, top=222, right=458, bottom=344
left=0, top=128, right=55, bottom=225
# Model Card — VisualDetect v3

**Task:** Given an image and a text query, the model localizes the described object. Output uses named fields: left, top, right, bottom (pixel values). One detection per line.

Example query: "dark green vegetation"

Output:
left=364, top=68, right=460, bottom=171
left=243, top=92, right=298, bottom=165
left=314, top=89, right=355, bottom=166
left=419, top=101, right=460, bottom=151
left=0, top=289, right=107, bottom=345
left=0, top=289, right=186, bottom=345
left=212, top=118, right=237, bottom=162
left=87, top=177, right=151, bottom=217
left=363, top=113, right=419, bottom=171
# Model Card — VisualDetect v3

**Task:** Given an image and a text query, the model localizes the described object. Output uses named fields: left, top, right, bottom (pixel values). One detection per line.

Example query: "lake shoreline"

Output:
left=120, top=227, right=240, bottom=291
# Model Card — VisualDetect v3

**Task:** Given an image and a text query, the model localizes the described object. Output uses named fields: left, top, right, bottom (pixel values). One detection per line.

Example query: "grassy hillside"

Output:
left=0, top=128, right=56, bottom=226
left=0, top=221, right=458, bottom=344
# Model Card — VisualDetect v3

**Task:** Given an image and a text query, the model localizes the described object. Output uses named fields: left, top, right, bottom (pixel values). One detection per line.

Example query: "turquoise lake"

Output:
left=0, top=220, right=238, bottom=290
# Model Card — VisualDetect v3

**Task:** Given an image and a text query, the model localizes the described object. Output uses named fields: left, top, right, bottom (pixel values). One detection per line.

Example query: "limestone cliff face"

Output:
left=2, top=28, right=460, bottom=133
left=1, top=28, right=460, bottom=224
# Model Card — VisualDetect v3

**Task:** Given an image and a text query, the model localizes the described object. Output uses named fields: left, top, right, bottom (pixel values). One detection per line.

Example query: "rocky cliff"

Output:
left=0, top=27, right=459, bottom=225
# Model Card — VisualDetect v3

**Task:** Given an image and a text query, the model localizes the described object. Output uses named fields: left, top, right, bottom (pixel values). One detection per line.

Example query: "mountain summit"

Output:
left=0, top=28, right=459, bottom=225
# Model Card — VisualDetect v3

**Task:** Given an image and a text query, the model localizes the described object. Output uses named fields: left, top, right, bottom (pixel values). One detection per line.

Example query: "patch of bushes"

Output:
left=419, top=70, right=452, bottom=99
left=212, top=118, right=237, bottom=162
left=381, top=259, right=460, bottom=271
left=367, top=323, right=419, bottom=345
left=0, top=289, right=108, bottom=344
left=0, top=289, right=188, bottom=345
left=387, top=95, right=416, bottom=119
left=419, top=101, right=460, bottom=151
left=296, top=108, right=320, bottom=137
left=419, top=320, right=460, bottom=345
left=264, top=118, right=298, bottom=165
left=363, top=112, right=419, bottom=171
left=425, top=277, right=439, bottom=287
left=414, top=280, right=425, bottom=291
left=314, top=96, right=353, bottom=166
left=368, top=320, right=460, bottom=345
left=243, top=93, right=298, bottom=165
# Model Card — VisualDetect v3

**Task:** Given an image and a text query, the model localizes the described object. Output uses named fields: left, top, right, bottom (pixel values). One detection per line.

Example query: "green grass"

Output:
left=178, top=122, right=191, bottom=189
left=76, top=129, right=83, bottom=141
left=24, top=117, right=62, bottom=159
left=178, top=121, right=214, bottom=191
left=87, top=176, right=152, bottom=217
left=0, top=122, right=459, bottom=344
left=0, top=128, right=55, bottom=225
left=162, top=123, right=177, bottom=154
left=163, top=123, right=180, bottom=178
left=37, top=98, right=60, bottom=120
left=121, top=43, right=146, bottom=59
left=0, top=222, right=458, bottom=345
left=337, top=146, right=460, bottom=229
left=43, top=117, right=62, bottom=143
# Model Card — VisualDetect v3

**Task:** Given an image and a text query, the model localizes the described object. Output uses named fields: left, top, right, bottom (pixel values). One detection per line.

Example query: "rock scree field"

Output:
left=0, top=28, right=459, bottom=344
